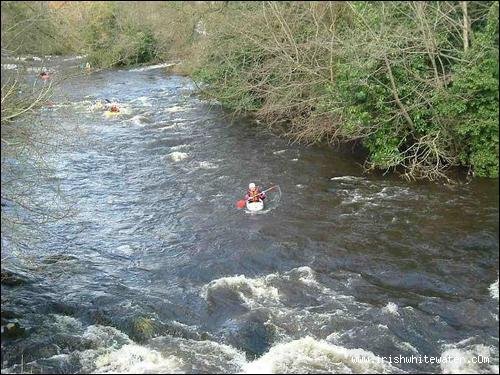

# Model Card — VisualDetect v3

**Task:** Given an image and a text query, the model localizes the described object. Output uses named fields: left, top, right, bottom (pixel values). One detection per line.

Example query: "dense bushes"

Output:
left=1, top=1, right=171, bottom=67
left=0, top=1, right=77, bottom=55
left=436, top=3, right=499, bottom=178
left=82, top=2, right=158, bottom=67
left=193, top=1, right=499, bottom=180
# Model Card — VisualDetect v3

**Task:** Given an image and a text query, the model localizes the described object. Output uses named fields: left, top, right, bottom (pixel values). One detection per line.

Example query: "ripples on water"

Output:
left=1, top=57, right=499, bottom=374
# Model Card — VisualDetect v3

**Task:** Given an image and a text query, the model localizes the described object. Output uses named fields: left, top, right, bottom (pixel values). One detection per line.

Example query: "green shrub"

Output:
left=82, top=2, right=158, bottom=68
left=436, top=2, right=499, bottom=177
left=193, top=1, right=498, bottom=181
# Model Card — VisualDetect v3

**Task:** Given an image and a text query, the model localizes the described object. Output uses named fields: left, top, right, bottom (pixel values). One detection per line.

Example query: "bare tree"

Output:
left=461, top=1, right=471, bottom=52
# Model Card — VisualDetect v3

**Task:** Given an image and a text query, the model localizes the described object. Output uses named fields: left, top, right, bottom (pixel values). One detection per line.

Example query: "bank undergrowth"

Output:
left=192, top=1, right=499, bottom=181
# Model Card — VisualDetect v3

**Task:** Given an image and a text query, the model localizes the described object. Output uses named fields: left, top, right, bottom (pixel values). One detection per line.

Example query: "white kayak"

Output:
left=246, top=200, right=264, bottom=212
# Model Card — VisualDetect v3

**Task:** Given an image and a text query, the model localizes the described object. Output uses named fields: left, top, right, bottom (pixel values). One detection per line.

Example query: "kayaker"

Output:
left=245, top=183, right=266, bottom=203
left=103, top=100, right=120, bottom=113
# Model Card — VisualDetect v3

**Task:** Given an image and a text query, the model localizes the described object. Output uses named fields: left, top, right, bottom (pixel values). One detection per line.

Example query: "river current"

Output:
left=1, top=56, right=498, bottom=374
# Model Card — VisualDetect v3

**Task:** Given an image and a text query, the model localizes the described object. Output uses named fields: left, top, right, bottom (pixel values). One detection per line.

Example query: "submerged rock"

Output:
left=42, top=254, right=78, bottom=264
left=1, top=322, right=26, bottom=339
left=131, top=316, right=155, bottom=341
left=1, top=309, right=20, bottom=320
left=0, top=269, right=29, bottom=286
left=223, top=310, right=275, bottom=358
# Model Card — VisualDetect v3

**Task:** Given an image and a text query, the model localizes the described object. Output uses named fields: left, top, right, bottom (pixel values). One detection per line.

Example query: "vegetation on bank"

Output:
left=1, top=1, right=498, bottom=181
left=192, top=1, right=499, bottom=181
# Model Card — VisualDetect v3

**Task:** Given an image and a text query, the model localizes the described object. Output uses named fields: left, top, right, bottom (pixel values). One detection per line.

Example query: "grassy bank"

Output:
left=2, top=1, right=498, bottom=181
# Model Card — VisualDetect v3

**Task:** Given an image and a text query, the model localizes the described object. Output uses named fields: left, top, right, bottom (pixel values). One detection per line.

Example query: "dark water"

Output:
left=1, top=57, right=499, bottom=374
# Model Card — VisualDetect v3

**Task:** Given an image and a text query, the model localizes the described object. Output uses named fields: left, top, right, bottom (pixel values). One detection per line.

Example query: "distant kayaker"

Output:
left=245, top=183, right=266, bottom=202
left=103, top=99, right=120, bottom=113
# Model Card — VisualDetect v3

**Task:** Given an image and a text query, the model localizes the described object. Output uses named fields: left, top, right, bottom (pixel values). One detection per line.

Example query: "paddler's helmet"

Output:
left=249, top=183, right=256, bottom=190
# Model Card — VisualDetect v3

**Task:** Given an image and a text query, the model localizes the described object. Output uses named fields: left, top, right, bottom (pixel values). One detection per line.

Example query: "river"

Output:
left=1, top=56, right=498, bottom=374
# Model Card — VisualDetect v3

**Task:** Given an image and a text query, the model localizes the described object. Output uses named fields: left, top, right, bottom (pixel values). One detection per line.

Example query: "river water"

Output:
left=1, top=57, right=499, bottom=374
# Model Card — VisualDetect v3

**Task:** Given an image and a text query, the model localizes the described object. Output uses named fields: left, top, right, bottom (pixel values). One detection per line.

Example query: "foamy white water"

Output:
left=62, top=55, right=86, bottom=61
left=198, top=161, right=219, bottom=169
left=165, top=105, right=190, bottom=113
left=1, top=64, right=18, bottom=70
left=130, top=115, right=151, bottom=125
left=383, top=302, right=400, bottom=316
left=440, top=344, right=498, bottom=374
left=92, top=344, right=182, bottom=374
left=330, top=176, right=365, bottom=181
left=52, top=314, right=83, bottom=331
left=169, top=152, right=189, bottom=162
left=128, top=63, right=177, bottom=72
left=489, top=279, right=498, bottom=300
left=202, top=274, right=280, bottom=308
left=241, top=337, right=399, bottom=374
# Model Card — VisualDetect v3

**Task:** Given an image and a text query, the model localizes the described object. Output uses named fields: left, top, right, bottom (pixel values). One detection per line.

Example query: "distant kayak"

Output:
left=104, top=110, right=120, bottom=118
left=246, top=200, right=264, bottom=212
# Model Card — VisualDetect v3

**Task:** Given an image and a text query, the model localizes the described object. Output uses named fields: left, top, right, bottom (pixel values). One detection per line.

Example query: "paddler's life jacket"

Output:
left=247, top=188, right=262, bottom=202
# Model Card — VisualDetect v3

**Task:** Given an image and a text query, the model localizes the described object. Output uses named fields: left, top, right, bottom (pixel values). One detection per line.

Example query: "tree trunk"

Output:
left=383, top=55, right=415, bottom=131
left=461, top=1, right=470, bottom=53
